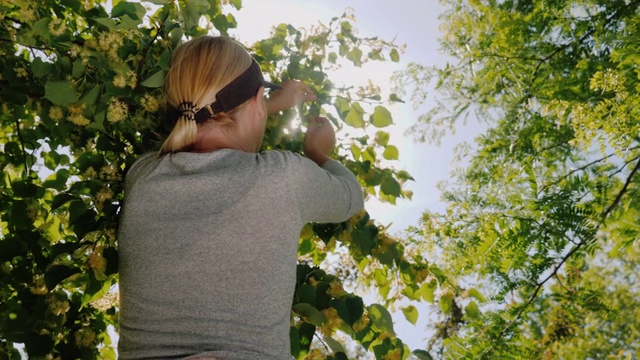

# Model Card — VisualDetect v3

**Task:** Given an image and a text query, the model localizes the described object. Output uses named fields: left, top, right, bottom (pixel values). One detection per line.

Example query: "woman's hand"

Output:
left=303, top=117, right=335, bottom=166
left=265, top=80, right=316, bottom=115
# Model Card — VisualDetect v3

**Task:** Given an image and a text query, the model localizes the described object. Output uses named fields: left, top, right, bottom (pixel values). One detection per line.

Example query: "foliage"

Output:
left=394, top=0, right=640, bottom=358
left=0, top=0, right=434, bottom=359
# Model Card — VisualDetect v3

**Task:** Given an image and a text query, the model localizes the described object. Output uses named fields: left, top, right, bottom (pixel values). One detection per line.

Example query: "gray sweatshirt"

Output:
left=117, top=149, right=364, bottom=359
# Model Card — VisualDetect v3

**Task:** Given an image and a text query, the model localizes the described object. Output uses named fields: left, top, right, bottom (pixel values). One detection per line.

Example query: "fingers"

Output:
left=307, top=117, right=330, bottom=131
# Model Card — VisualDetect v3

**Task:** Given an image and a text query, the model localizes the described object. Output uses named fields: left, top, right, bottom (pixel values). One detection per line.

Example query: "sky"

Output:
left=230, top=0, right=482, bottom=352
left=230, top=0, right=479, bottom=234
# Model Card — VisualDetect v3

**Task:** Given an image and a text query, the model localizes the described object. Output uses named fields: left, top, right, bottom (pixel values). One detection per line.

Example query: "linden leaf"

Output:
left=371, top=106, right=393, bottom=128
left=401, top=305, right=419, bottom=325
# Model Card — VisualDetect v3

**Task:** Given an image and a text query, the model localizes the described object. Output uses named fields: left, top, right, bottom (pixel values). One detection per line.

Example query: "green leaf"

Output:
left=94, top=17, right=116, bottom=29
left=229, top=0, right=242, bottom=9
left=375, top=131, right=390, bottom=146
left=293, top=303, right=326, bottom=326
left=401, top=305, right=419, bottom=325
left=390, top=48, right=400, bottom=62
left=140, top=70, right=165, bottom=88
left=368, top=303, right=395, bottom=334
left=371, top=106, right=393, bottom=128
left=413, top=349, right=434, bottom=360
left=439, top=292, right=453, bottom=314
left=324, top=336, right=346, bottom=354
left=44, top=265, right=80, bottom=290
left=345, top=102, right=365, bottom=128
left=383, top=145, right=399, bottom=160
left=24, top=333, right=55, bottom=357
left=419, top=281, right=436, bottom=303
left=72, top=59, right=85, bottom=78
left=111, top=1, right=146, bottom=20
left=465, top=300, right=481, bottom=319
left=183, top=0, right=210, bottom=33
left=350, top=143, right=361, bottom=160
left=389, top=93, right=405, bottom=103
left=467, top=288, right=487, bottom=303
left=31, top=58, right=52, bottom=78
left=347, top=47, right=363, bottom=66
left=80, top=84, right=101, bottom=106
left=116, top=14, right=142, bottom=29
left=44, top=80, right=78, bottom=106
left=380, top=176, right=401, bottom=197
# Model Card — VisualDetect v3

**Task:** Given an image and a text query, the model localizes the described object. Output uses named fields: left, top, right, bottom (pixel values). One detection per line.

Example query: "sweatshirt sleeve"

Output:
left=287, top=154, right=365, bottom=224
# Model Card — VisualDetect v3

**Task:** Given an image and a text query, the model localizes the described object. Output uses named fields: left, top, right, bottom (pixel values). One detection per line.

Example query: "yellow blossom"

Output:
left=100, top=164, right=121, bottom=181
left=327, top=280, right=347, bottom=298
left=69, top=44, right=82, bottom=58
left=67, top=113, right=90, bottom=126
left=127, top=70, right=137, bottom=88
left=113, top=74, right=127, bottom=88
left=83, top=166, right=98, bottom=179
left=353, top=313, right=370, bottom=332
left=74, top=327, right=96, bottom=347
left=96, top=187, right=113, bottom=204
left=107, top=98, right=128, bottom=123
left=18, top=7, right=36, bottom=22
left=140, top=94, right=162, bottom=113
left=319, top=307, right=342, bottom=336
left=89, top=290, right=118, bottom=312
left=46, top=296, right=70, bottom=316
left=15, top=67, right=28, bottom=78
left=66, top=103, right=89, bottom=126
left=381, top=348, right=401, bottom=360
left=30, top=275, right=48, bottom=295
left=87, top=249, right=106, bottom=274
left=48, top=18, right=67, bottom=36
left=48, top=106, right=64, bottom=121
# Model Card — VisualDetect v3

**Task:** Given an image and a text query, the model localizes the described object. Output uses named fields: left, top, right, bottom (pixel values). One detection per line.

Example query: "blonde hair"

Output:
left=160, top=36, right=252, bottom=154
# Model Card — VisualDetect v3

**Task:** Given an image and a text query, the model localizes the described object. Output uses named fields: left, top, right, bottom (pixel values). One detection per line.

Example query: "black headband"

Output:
left=168, top=59, right=282, bottom=124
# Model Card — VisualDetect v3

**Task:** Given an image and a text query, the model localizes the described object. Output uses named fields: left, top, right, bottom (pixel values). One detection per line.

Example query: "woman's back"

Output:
left=118, top=149, right=363, bottom=359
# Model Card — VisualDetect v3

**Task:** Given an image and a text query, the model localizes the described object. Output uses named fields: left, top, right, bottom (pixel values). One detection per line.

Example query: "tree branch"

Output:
left=540, top=146, right=640, bottom=193
left=602, top=156, right=640, bottom=221
left=14, top=119, right=30, bottom=176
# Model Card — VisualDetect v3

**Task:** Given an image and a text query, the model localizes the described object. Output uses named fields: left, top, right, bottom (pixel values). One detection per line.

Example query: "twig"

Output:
left=602, top=156, right=640, bottom=220
left=14, top=119, right=30, bottom=177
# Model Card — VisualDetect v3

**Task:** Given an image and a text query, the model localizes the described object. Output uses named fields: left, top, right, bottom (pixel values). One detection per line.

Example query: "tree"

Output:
left=394, top=0, right=640, bottom=358
left=0, top=1, right=435, bottom=359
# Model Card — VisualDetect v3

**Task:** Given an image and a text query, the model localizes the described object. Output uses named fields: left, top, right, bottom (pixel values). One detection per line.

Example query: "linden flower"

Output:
left=95, top=188, right=114, bottom=209
left=327, top=280, right=347, bottom=298
left=113, top=74, right=127, bottom=88
left=319, top=307, right=342, bottom=336
left=48, top=106, right=64, bottom=121
left=69, top=44, right=82, bottom=58
left=67, top=113, right=90, bottom=126
left=140, top=94, right=161, bottom=113
left=352, top=313, right=370, bottom=332
left=381, top=348, right=402, bottom=360
left=74, top=327, right=96, bottom=347
left=30, top=275, right=48, bottom=296
left=127, top=70, right=137, bottom=88
left=107, top=98, right=128, bottom=123
left=47, top=298, right=70, bottom=316
left=89, top=291, right=118, bottom=312
left=48, top=18, right=67, bottom=36
left=15, top=67, right=28, bottom=78
left=87, top=250, right=106, bottom=273
left=82, top=166, right=98, bottom=179
left=100, top=164, right=121, bottom=181
left=19, top=7, right=36, bottom=22
left=66, top=103, right=89, bottom=126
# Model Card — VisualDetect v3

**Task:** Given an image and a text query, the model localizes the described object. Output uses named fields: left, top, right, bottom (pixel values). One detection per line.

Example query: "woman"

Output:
left=117, top=36, right=364, bottom=359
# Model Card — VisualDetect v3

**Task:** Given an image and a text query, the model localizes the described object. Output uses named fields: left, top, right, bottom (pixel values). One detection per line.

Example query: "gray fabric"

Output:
left=117, top=149, right=364, bottom=360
